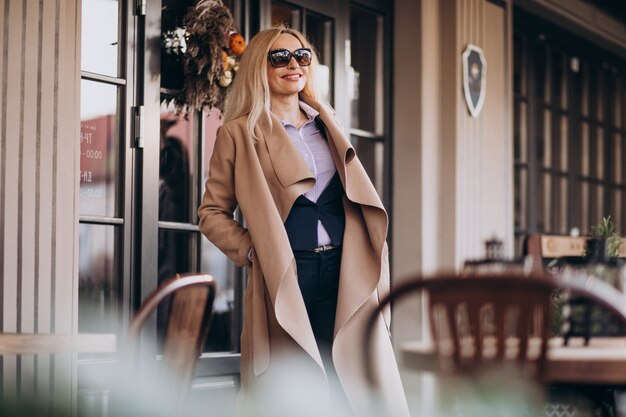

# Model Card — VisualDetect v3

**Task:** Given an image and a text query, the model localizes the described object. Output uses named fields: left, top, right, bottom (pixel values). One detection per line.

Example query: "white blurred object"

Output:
left=315, top=65, right=331, bottom=104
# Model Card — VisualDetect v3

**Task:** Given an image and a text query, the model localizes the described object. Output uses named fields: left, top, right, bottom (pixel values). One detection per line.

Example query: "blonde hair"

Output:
left=223, top=26, right=319, bottom=139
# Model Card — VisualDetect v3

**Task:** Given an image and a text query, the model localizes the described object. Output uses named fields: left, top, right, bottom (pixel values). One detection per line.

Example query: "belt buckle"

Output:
left=314, top=245, right=333, bottom=253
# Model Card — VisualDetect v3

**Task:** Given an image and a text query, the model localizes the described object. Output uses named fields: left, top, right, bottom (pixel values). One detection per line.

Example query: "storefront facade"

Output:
left=1, top=0, right=625, bottom=415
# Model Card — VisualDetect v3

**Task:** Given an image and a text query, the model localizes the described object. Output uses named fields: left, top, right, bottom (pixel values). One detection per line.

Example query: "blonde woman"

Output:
left=198, top=26, right=408, bottom=417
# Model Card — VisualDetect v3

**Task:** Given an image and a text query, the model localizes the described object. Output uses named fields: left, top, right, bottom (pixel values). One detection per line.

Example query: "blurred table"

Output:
left=0, top=332, right=117, bottom=354
left=401, top=337, right=626, bottom=385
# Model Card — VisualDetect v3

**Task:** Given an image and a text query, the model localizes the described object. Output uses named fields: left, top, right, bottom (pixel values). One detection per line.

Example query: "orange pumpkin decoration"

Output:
left=221, top=50, right=229, bottom=71
left=229, top=33, right=246, bottom=57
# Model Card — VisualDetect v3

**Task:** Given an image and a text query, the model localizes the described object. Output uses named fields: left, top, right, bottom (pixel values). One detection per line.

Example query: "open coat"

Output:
left=198, top=94, right=409, bottom=417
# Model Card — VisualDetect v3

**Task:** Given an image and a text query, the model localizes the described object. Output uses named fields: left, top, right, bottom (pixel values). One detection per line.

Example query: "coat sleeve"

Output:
left=198, top=125, right=252, bottom=267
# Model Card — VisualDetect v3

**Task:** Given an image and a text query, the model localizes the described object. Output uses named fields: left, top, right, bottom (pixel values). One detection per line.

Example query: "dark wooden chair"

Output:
left=365, top=273, right=556, bottom=383
left=364, top=272, right=626, bottom=416
left=127, top=273, right=217, bottom=409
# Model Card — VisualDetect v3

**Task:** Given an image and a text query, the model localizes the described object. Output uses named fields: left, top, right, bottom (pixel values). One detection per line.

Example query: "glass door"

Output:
left=153, top=0, right=244, bottom=404
left=78, top=1, right=246, bottom=414
left=78, top=0, right=135, bottom=414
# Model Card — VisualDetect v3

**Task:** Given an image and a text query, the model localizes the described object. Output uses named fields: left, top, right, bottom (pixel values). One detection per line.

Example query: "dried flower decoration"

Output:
left=168, top=0, right=245, bottom=114
left=162, top=27, right=188, bottom=55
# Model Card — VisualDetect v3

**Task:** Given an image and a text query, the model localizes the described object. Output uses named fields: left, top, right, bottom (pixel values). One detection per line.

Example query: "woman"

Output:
left=198, top=26, right=408, bottom=417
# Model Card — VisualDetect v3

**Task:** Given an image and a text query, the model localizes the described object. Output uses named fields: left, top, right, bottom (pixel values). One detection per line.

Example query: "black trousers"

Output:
left=293, top=248, right=341, bottom=361
left=294, top=247, right=353, bottom=417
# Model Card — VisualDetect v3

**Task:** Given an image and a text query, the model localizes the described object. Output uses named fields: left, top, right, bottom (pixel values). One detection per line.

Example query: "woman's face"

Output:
left=267, top=34, right=309, bottom=99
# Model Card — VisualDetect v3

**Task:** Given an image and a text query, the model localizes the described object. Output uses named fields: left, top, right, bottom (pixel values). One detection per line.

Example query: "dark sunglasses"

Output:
left=267, top=48, right=312, bottom=68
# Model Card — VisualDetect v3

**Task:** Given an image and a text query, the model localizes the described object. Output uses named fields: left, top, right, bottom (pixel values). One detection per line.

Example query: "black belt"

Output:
left=295, top=244, right=341, bottom=254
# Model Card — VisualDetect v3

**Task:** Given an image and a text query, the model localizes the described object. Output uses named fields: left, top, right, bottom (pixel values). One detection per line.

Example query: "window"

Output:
left=514, top=9, right=626, bottom=253
left=79, top=0, right=125, bottom=335
left=349, top=4, right=387, bottom=200
left=159, top=0, right=243, bottom=355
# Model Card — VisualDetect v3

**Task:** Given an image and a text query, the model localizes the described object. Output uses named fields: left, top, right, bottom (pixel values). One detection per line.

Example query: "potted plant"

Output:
left=561, top=216, right=625, bottom=343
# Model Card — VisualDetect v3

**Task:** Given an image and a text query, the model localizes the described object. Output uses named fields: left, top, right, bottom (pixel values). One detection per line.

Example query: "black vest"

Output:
left=284, top=173, right=345, bottom=251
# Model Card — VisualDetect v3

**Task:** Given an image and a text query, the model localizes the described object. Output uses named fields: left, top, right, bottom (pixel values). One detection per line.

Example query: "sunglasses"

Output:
left=267, top=48, right=312, bottom=68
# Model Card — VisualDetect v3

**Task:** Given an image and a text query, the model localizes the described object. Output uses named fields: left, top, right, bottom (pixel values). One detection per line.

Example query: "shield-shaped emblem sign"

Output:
left=462, top=44, right=487, bottom=118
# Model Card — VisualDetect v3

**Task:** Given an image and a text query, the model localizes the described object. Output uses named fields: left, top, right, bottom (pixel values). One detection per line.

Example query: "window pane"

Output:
left=306, top=12, right=334, bottom=105
left=622, top=190, right=626, bottom=233
left=514, top=168, right=527, bottom=231
left=613, top=190, right=622, bottom=232
left=595, top=185, right=605, bottom=222
left=161, top=0, right=196, bottom=90
left=623, top=133, right=626, bottom=184
left=350, top=6, right=383, bottom=133
left=560, top=116, right=568, bottom=170
left=201, top=236, right=235, bottom=352
left=157, top=230, right=240, bottom=353
left=596, top=127, right=604, bottom=179
left=79, top=224, right=118, bottom=333
left=157, top=230, right=194, bottom=351
left=513, top=34, right=525, bottom=97
left=535, top=44, right=546, bottom=105
left=559, top=55, right=568, bottom=109
left=515, top=102, right=527, bottom=162
left=613, top=78, right=622, bottom=128
left=160, top=104, right=197, bottom=224
left=560, top=177, right=568, bottom=234
left=615, top=133, right=622, bottom=183
left=352, top=137, right=384, bottom=199
left=158, top=230, right=193, bottom=288
left=551, top=50, right=564, bottom=108
left=581, top=122, right=590, bottom=176
left=581, top=65, right=589, bottom=118
left=581, top=181, right=589, bottom=232
left=542, top=109, right=551, bottom=168
left=271, top=1, right=301, bottom=29
left=80, top=80, right=120, bottom=217
left=542, top=173, right=552, bottom=232
left=81, top=0, right=119, bottom=76
left=596, top=71, right=604, bottom=121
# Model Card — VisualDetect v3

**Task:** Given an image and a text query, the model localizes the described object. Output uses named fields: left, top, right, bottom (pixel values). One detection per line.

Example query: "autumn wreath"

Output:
left=162, top=0, right=245, bottom=114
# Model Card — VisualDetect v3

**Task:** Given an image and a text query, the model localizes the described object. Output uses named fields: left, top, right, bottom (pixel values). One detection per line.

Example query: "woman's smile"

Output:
left=281, top=72, right=302, bottom=80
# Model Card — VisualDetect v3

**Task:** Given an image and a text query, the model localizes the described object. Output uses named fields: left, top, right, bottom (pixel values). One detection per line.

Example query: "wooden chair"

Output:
left=364, top=272, right=626, bottom=416
left=365, top=273, right=556, bottom=383
left=126, top=273, right=216, bottom=409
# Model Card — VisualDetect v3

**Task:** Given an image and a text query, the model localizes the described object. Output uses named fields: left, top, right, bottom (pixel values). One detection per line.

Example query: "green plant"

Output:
left=590, top=215, right=622, bottom=258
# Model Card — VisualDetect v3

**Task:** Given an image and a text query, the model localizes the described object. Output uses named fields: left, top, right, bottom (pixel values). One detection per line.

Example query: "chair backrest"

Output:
left=427, top=275, right=554, bottom=377
left=128, top=273, right=216, bottom=404
left=364, top=273, right=556, bottom=383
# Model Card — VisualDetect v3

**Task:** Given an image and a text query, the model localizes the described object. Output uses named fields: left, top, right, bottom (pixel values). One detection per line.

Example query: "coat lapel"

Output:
left=298, top=94, right=385, bottom=213
left=298, top=94, right=390, bottom=342
left=257, top=114, right=316, bottom=222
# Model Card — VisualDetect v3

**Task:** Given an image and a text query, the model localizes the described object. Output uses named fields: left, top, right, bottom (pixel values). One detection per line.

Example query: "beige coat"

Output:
left=198, top=94, right=409, bottom=417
